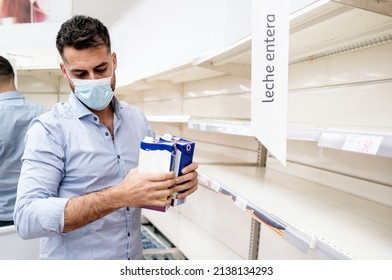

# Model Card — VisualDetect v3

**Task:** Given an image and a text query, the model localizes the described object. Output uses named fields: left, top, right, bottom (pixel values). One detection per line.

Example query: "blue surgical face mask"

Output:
left=71, top=75, right=114, bottom=111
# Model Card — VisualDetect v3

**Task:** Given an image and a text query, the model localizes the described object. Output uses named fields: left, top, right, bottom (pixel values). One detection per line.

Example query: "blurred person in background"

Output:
left=0, top=55, right=46, bottom=227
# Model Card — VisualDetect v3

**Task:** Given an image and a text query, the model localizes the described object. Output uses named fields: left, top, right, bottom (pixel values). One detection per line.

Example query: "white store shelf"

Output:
left=147, top=115, right=191, bottom=123
left=188, top=118, right=253, bottom=136
left=289, top=0, right=392, bottom=64
left=198, top=164, right=392, bottom=260
left=142, top=199, right=246, bottom=260
left=147, top=113, right=392, bottom=158
left=0, top=225, right=39, bottom=259
left=17, top=65, right=61, bottom=73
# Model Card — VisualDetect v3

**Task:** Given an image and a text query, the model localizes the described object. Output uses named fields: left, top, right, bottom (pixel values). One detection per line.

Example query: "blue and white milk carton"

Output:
left=160, top=134, right=195, bottom=206
left=138, top=136, right=176, bottom=212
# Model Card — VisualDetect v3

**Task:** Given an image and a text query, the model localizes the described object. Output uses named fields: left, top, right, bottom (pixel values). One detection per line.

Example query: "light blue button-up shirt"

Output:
left=14, top=93, right=154, bottom=259
left=0, top=91, right=46, bottom=221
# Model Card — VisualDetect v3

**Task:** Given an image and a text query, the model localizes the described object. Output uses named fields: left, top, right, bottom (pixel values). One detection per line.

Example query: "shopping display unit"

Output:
left=116, top=1, right=392, bottom=260
left=1, top=0, right=391, bottom=260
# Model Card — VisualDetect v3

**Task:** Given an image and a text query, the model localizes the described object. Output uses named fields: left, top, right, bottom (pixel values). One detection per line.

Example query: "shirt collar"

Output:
left=0, top=91, right=25, bottom=101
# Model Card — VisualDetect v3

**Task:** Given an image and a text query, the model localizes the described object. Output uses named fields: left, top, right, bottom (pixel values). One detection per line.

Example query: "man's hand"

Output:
left=173, top=162, right=199, bottom=199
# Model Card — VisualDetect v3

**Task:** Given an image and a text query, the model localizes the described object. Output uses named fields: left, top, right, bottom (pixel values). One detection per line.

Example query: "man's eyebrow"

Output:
left=93, top=62, right=109, bottom=69
left=71, top=62, right=109, bottom=73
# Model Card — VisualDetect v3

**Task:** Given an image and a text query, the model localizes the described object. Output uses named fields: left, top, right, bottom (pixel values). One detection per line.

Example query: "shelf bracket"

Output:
left=248, top=218, right=261, bottom=260
left=256, top=141, right=267, bottom=167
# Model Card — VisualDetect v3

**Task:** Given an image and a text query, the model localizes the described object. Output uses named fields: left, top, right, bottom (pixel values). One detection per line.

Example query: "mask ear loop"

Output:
left=108, top=59, right=115, bottom=91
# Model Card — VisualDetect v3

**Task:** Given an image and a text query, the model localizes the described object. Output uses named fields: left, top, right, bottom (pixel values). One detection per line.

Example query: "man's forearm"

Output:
left=63, top=186, right=123, bottom=233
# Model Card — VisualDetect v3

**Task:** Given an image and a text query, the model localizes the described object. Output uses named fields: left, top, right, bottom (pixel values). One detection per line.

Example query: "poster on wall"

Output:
left=0, top=0, right=71, bottom=25
left=251, top=0, right=289, bottom=166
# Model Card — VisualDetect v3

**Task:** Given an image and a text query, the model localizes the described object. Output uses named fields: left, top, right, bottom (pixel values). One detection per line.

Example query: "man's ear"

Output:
left=59, top=63, right=67, bottom=78
left=112, top=52, right=118, bottom=71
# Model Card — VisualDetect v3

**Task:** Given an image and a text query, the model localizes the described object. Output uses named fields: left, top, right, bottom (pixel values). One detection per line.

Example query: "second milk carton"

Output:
left=160, top=134, right=195, bottom=207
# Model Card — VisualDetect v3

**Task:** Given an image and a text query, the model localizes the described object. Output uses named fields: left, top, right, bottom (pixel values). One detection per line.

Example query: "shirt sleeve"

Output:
left=13, top=117, right=69, bottom=239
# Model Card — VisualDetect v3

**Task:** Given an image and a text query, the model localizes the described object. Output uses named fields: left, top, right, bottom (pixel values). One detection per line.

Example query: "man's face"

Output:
left=60, top=46, right=117, bottom=92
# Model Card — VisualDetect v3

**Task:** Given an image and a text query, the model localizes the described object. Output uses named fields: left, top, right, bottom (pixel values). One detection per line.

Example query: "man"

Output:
left=13, top=15, right=199, bottom=259
left=0, top=55, right=46, bottom=227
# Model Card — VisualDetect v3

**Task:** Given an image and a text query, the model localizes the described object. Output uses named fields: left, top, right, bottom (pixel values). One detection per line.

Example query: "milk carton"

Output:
left=160, top=134, right=195, bottom=206
left=138, top=136, right=176, bottom=212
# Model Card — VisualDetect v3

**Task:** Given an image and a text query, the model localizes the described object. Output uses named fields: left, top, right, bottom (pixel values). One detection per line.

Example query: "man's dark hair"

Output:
left=0, top=56, right=14, bottom=83
left=56, top=15, right=111, bottom=59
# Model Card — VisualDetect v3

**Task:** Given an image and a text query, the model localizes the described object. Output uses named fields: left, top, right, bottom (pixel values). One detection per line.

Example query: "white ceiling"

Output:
left=72, top=0, right=137, bottom=26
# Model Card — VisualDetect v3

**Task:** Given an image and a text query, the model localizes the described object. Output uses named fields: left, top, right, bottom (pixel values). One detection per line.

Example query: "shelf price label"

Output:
left=235, top=196, right=248, bottom=211
left=251, top=0, right=289, bottom=166
left=342, top=134, right=383, bottom=155
left=210, top=181, right=221, bottom=192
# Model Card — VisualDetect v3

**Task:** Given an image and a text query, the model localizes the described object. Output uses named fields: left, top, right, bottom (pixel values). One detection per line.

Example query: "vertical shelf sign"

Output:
left=251, top=0, right=289, bottom=165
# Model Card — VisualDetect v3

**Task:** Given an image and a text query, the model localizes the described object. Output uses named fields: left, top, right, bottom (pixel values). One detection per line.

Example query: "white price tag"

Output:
left=235, top=196, right=248, bottom=211
left=342, top=134, right=383, bottom=155
left=210, top=182, right=220, bottom=192
left=198, top=173, right=208, bottom=185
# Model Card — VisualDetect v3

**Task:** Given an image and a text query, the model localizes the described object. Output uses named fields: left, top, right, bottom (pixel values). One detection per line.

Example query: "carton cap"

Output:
left=143, top=136, right=154, bottom=143
left=161, top=133, right=173, bottom=141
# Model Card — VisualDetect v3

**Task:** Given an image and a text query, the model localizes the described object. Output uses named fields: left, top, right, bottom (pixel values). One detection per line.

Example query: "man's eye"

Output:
left=75, top=73, right=87, bottom=79
left=95, top=69, right=106, bottom=73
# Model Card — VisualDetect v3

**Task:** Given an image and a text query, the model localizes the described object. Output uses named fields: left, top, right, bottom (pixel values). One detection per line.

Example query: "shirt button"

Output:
left=127, top=232, right=130, bottom=236
left=93, top=117, right=97, bottom=121
left=126, top=207, right=129, bottom=211
left=105, top=132, right=109, bottom=136
left=117, top=155, right=121, bottom=159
